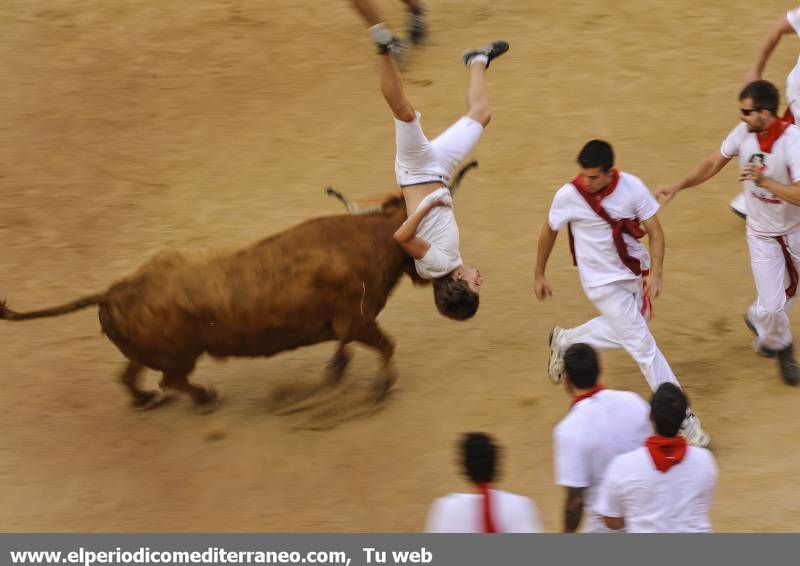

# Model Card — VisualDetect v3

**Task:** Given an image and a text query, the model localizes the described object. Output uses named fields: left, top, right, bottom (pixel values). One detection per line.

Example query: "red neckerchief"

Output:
left=567, top=169, right=647, bottom=276
left=645, top=435, right=687, bottom=473
left=476, top=483, right=497, bottom=533
left=782, top=106, right=795, bottom=125
left=757, top=116, right=791, bottom=153
left=571, top=384, right=605, bottom=407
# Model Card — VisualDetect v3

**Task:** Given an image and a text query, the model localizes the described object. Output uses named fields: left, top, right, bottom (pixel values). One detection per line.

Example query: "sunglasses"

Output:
left=740, top=107, right=767, bottom=116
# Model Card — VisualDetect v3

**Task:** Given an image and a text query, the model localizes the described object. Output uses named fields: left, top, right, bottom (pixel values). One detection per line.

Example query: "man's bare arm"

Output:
left=563, top=487, right=585, bottom=533
left=655, top=150, right=732, bottom=203
left=641, top=214, right=665, bottom=298
left=746, top=14, right=795, bottom=82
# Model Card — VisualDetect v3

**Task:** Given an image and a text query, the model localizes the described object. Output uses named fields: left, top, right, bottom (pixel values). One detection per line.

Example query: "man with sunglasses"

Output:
left=730, top=5, right=800, bottom=219
left=656, top=80, right=800, bottom=386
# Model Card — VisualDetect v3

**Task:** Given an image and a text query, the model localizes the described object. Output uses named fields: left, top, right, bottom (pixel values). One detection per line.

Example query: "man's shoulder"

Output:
left=600, top=388, right=649, bottom=408
left=607, top=446, right=649, bottom=473
left=686, top=446, right=717, bottom=467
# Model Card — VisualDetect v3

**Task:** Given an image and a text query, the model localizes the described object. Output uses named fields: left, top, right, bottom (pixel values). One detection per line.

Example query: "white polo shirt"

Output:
left=553, top=389, right=652, bottom=532
left=425, top=490, right=544, bottom=533
left=413, top=187, right=463, bottom=280
left=548, top=171, right=659, bottom=289
left=721, top=122, right=800, bottom=236
left=595, top=445, right=718, bottom=533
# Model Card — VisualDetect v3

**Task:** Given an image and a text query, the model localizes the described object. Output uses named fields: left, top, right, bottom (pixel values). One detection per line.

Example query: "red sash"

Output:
left=476, top=484, right=497, bottom=533
left=645, top=436, right=687, bottom=473
left=567, top=170, right=647, bottom=276
left=775, top=236, right=799, bottom=299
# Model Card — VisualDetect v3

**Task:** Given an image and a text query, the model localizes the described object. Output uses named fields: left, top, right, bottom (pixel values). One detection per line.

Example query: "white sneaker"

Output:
left=681, top=412, right=711, bottom=448
left=730, top=192, right=747, bottom=219
left=547, top=326, right=566, bottom=384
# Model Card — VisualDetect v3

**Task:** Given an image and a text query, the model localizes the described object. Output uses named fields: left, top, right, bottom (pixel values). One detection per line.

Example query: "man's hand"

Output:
left=644, top=271, right=663, bottom=299
left=740, top=163, right=765, bottom=186
left=534, top=274, right=553, bottom=301
left=431, top=195, right=453, bottom=208
left=654, top=184, right=680, bottom=204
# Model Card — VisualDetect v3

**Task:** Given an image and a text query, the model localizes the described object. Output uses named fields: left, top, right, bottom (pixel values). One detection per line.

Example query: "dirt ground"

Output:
left=2, top=0, right=800, bottom=532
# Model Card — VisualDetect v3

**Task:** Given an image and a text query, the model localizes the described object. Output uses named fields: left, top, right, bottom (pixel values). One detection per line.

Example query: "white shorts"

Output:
left=394, top=112, right=484, bottom=187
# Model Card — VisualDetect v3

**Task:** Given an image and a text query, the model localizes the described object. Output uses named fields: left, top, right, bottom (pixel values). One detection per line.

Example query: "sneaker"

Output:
left=369, top=23, right=407, bottom=69
left=407, top=5, right=427, bottom=46
left=744, top=314, right=776, bottom=358
left=730, top=192, right=747, bottom=219
left=462, top=40, right=510, bottom=68
left=777, top=344, right=800, bottom=386
left=547, top=326, right=566, bottom=385
left=681, top=412, right=711, bottom=448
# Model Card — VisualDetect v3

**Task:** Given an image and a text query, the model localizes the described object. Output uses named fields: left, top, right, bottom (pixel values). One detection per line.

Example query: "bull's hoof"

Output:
left=131, top=390, right=172, bottom=411
left=193, top=386, right=221, bottom=414
left=372, top=380, right=395, bottom=403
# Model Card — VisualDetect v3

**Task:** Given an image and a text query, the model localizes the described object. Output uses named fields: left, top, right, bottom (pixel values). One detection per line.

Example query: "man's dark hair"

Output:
left=650, top=383, right=688, bottom=437
left=577, top=139, right=614, bottom=172
left=563, top=343, right=600, bottom=389
left=739, top=80, right=780, bottom=115
left=433, top=275, right=479, bottom=320
left=462, top=432, right=498, bottom=484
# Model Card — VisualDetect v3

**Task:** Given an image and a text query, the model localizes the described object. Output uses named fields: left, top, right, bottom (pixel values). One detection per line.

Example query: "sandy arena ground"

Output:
left=2, top=0, right=800, bottom=532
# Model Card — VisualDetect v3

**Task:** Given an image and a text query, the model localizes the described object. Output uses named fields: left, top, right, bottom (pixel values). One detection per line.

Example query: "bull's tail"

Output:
left=449, top=160, right=478, bottom=196
left=0, top=293, right=106, bottom=321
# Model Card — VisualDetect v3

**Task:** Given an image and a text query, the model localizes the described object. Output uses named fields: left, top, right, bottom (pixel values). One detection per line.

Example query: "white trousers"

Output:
left=556, top=278, right=681, bottom=392
left=746, top=228, right=800, bottom=351
left=394, top=112, right=484, bottom=187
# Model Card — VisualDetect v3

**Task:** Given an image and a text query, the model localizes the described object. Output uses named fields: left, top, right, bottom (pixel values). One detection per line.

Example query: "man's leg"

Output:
left=424, top=41, right=508, bottom=177
left=352, top=0, right=384, bottom=26
left=378, top=49, right=415, bottom=121
left=747, top=231, right=800, bottom=384
left=465, top=59, right=492, bottom=127
left=551, top=280, right=710, bottom=447
left=747, top=233, right=791, bottom=352
left=556, top=281, right=682, bottom=391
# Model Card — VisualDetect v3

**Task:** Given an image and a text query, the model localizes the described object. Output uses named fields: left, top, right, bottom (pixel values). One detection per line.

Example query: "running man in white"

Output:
left=596, top=383, right=718, bottom=533
left=553, top=344, right=651, bottom=533
left=425, top=432, right=543, bottom=533
left=367, top=23, right=508, bottom=319
left=657, top=80, right=800, bottom=386
left=730, top=5, right=800, bottom=218
left=535, top=139, right=710, bottom=447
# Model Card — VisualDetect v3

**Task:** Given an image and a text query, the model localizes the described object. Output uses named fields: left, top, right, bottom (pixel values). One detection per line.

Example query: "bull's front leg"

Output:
left=352, top=321, right=397, bottom=401
left=326, top=342, right=352, bottom=385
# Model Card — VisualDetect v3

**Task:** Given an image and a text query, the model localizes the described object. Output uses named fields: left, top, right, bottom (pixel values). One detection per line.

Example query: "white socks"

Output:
left=468, top=54, right=489, bottom=67
left=369, top=23, right=393, bottom=47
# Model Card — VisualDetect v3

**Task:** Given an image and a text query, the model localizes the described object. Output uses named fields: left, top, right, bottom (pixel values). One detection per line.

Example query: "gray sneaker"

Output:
left=744, top=314, right=776, bottom=358
left=777, top=344, right=800, bottom=386
left=547, top=326, right=566, bottom=385
left=681, top=412, right=711, bottom=448
left=462, top=40, right=509, bottom=68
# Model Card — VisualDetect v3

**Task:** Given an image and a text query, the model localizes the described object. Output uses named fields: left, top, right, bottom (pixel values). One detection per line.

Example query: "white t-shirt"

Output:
left=595, top=445, right=718, bottom=533
left=720, top=122, right=800, bottom=236
left=548, top=171, right=659, bottom=289
left=425, top=490, right=544, bottom=533
left=413, top=187, right=463, bottom=279
left=553, top=389, right=652, bottom=532
left=786, top=8, right=800, bottom=104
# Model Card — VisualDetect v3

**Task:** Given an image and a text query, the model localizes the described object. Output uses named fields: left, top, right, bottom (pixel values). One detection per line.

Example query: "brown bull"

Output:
left=0, top=162, right=476, bottom=410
